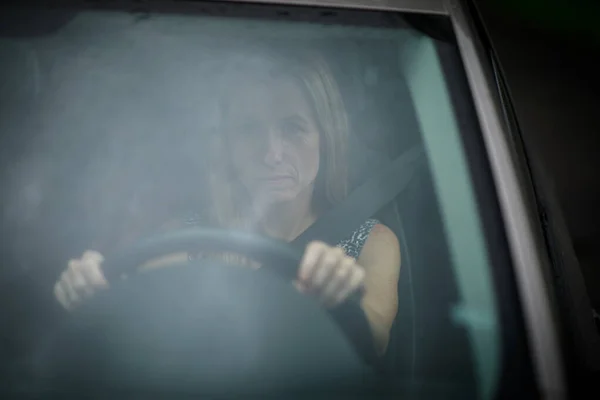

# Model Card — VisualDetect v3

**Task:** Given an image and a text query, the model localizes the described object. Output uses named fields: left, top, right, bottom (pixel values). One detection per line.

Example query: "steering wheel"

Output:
left=43, top=228, right=379, bottom=397
left=102, top=228, right=303, bottom=282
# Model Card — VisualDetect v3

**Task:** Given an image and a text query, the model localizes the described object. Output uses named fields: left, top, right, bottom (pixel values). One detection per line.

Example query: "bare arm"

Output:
left=357, top=223, right=401, bottom=355
left=296, top=224, right=401, bottom=356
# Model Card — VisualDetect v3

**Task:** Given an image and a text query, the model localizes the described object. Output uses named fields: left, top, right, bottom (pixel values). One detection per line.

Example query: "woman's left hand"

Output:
left=296, top=241, right=366, bottom=308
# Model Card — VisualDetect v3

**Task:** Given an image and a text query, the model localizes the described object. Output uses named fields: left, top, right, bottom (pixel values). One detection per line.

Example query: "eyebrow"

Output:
left=232, top=118, right=261, bottom=129
left=282, top=114, right=310, bottom=127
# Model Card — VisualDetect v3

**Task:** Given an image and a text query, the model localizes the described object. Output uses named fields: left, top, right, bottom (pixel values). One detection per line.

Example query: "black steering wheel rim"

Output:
left=102, top=227, right=301, bottom=283
left=98, top=227, right=379, bottom=365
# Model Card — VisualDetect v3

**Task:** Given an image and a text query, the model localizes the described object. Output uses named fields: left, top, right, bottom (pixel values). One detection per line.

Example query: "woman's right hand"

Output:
left=54, top=250, right=108, bottom=310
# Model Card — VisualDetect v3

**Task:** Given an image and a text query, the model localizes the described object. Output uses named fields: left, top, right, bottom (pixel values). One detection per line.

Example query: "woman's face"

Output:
left=224, top=76, right=321, bottom=207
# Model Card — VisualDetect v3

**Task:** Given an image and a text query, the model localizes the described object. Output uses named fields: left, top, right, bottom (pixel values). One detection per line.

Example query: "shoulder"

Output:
left=359, top=221, right=401, bottom=268
left=337, top=218, right=397, bottom=260
left=365, top=223, right=399, bottom=249
left=336, top=218, right=373, bottom=259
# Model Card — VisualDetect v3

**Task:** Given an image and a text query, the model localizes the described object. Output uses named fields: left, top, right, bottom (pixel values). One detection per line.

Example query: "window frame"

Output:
left=445, top=0, right=566, bottom=397
left=199, top=0, right=446, bottom=14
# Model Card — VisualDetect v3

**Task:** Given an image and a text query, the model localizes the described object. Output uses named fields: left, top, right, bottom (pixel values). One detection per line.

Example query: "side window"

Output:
left=401, top=34, right=500, bottom=399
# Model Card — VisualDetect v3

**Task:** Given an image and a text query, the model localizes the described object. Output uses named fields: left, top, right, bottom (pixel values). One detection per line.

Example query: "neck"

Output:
left=256, top=186, right=317, bottom=242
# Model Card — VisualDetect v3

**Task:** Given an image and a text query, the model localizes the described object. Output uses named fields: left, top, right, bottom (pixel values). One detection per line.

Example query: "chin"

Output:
left=254, top=187, right=301, bottom=205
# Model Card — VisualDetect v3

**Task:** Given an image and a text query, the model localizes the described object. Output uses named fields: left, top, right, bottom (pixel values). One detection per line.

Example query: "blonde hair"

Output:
left=206, top=44, right=350, bottom=233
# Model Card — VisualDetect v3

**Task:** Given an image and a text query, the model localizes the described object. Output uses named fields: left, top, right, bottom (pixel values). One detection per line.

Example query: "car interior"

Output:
left=0, top=4, right=501, bottom=399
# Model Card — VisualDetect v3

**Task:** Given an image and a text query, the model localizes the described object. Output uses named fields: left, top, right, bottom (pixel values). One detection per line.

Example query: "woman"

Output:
left=54, top=45, right=401, bottom=355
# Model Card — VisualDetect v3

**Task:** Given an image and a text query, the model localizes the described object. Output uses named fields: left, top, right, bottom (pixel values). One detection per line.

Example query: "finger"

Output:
left=54, top=280, right=71, bottom=310
left=293, top=280, right=309, bottom=294
left=320, top=256, right=354, bottom=307
left=311, top=246, right=345, bottom=292
left=332, top=265, right=366, bottom=306
left=82, top=264, right=108, bottom=288
left=79, top=255, right=108, bottom=288
left=67, top=260, right=96, bottom=298
left=60, top=268, right=81, bottom=307
left=82, top=250, right=104, bottom=265
left=298, top=241, right=328, bottom=284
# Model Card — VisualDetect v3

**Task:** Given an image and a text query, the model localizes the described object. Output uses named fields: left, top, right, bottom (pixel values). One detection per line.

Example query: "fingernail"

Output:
left=293, top=281, right=305, bottom=293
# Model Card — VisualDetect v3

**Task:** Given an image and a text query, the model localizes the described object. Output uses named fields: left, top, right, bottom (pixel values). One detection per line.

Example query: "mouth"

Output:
left=257, top=175, right=294, bottom=184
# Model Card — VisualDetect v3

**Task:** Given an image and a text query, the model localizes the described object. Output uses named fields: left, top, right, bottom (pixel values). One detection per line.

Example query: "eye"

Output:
left=233, top=122, right=262, bottom=137
left=281, top=121, right=306, bottom=136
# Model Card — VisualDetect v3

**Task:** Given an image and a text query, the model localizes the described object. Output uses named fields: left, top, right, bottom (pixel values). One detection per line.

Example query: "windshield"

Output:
left=1, top=3, right=500, bottom=399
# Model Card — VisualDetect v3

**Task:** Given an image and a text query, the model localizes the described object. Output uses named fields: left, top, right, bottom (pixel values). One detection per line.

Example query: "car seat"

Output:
left=347, top=136, right=477, bottom=398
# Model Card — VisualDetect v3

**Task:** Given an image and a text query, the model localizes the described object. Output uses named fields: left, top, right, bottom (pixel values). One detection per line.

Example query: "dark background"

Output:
left=477, top=0, right=600, bottom=310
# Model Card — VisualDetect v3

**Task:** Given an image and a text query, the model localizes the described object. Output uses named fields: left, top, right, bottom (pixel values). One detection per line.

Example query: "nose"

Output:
left=263, top=129, right=283, bottom=166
